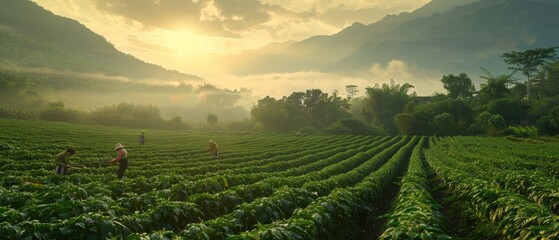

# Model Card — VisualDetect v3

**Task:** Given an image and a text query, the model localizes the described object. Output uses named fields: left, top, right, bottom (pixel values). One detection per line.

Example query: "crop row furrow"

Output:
left=11, top=137, right=375, bottom=223
left=425, top=146, right=559, bottom=239
left=431, top=137, right=559, bottom=215
left=378, top=137, right=452, bottom=239
left=108, top=137, right=397, bottom=232
left=233, top=136, right=419, bottom=240
left=178, top=136, right=414, bottom=239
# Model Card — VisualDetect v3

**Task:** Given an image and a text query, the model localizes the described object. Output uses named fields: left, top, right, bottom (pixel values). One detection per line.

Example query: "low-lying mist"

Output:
left=211, top=59, right=445, bottom=99
left=2, top=60, right=446, bottom=122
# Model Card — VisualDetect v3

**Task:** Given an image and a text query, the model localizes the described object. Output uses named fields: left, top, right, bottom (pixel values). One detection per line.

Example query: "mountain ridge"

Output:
left=0, top=0, right=201, bottom=81
left=224, top=0, right=559, bottom=80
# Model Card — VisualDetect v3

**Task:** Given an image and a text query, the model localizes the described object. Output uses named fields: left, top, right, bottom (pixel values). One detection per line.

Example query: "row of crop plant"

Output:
left=439, top=137, right=559, bottom=176
left=378, top=137, right=453, bottom=239
left=1, top=136, right=397, bottom=240
left=0, top=134, right=368, bottom=210
left=0, top=135, right=373, bottom=217
left=1, top=120, right=392, bottom=239
left=176, top=136, right=411, bottom=239
left=225, top=136, right=419, bottom=240
left=430, top=137, right=559, bottom=215
left=0, top=131, right=352, bottom=180
left=0, top=132, right=360, bottom=189
left=425, top=138, right=559, bottom=239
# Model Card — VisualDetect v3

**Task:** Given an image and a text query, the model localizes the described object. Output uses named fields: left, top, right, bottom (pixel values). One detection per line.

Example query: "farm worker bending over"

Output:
left=54, top=148, right=77, bottom=175
left=111, top=143, right=128, bottom=180
left=209, top=139, right=219, bottom=157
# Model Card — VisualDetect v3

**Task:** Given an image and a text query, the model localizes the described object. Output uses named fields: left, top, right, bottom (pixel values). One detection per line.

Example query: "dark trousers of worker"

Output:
left=211, top=149, right=219, bottom=157
left=55, top=166, right=68, bottom=175
left=118, top=159, right=128, bottom=179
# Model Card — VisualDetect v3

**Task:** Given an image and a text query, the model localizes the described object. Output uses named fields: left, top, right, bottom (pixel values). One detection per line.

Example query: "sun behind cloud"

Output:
left=31, top=0, right=430, bottom=95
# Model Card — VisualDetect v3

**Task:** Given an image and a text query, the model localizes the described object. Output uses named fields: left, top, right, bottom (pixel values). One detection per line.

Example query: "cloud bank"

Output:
left=205, top=60, right=445, bottom=104
left=90, top=0, right=428, bottom=40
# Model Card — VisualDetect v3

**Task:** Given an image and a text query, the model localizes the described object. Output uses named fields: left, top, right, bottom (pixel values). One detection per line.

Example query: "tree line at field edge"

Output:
left=1, top=47, right=559, bottom=136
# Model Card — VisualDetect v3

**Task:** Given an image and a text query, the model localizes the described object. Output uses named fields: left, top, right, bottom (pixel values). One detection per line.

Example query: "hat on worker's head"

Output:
left=114, top=143, right=124, bottom=150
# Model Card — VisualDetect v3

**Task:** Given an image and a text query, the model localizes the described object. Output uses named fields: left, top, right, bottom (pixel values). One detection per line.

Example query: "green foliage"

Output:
left=487, top=114, right=506, bottom=137
left=502, top=47, right=558, bottom=99
left=502, top=126, right=538, bottom=138
left=502, top=47, right=558, bottom=79
left=535, top=61, right=559, bottom=98
left=0, top=70, right=46, bottom=109
left=476, top=74, right=513, bottom=104
left=379, top=137, right=453, bottom=240
left=0, top=106, right=37, bottom=119
left=251, top=96, right=294, bottom=132
left=486, top=98, right=530, bottom=125
left=426, top=137, right=559, bottom=239
left=535, top=105, right=559, bottom=135
left=362, top=80, right=414, bottom=133
left=394, top=99, right=474, bottom=135
left=300, top=89, right=350, bottom=128
left=2, top=120, right=559, bottom=238
left=224, top=119, right=257, bottom=131
left=207, top=113, right=218, bottom=126
left=327, top=118, right=371, bottom=135
left=251, top=89, right=350, bottom=132
left=89, top=103, right=164, bottom=129
left=476, top=111, right=492, bottom=131
left=477, top=112, right=506, bottom=136
left=393, top=113, right=414, bottom=135
left=298, top=126, right=317, bottom=134
left=432, top=112, right=458, bottom=136
left=39, top=102, right=86, bottom=123
left=161, top=116, right=190, bottom=130
left=0, top=1, right=200, bottom=80
left=441, top=73, right=475, bottom=98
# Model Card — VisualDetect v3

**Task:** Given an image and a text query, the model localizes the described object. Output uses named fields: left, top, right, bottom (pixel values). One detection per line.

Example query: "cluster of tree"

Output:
left=0, top=105, right=37, bottom=119
left=0, top=69, right=250, bottom=123
left=249, top=47, right=559, bottom=136
left=362, top=81, right=414, bottom=133
left=2, top=71, right=169, bottom=128
left=374, top=47, right=559, bottom=136
left=0, top=101, right=191, bottom=130
left=2, top=46, right=559, bottom=136
left=251, top=89, right=366, bottom=133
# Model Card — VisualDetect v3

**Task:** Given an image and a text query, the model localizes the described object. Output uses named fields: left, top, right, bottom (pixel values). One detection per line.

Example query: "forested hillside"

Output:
left=0, top=0, right=200, bottom=80
left=226, top=0, right=559, bottom=78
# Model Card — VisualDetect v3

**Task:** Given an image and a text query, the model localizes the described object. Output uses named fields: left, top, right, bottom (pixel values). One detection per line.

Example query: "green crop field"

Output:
left=1, top=119, right=558, bottom=239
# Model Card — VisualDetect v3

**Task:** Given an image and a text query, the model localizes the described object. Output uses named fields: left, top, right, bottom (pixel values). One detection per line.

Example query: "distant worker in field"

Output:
left=139, top=130, right=145, bottom=145
left=208, top=139, right=219, bottom=157
left=54, top=148, right=79, bottom=175
left=110, top=143, right=128, bottom=180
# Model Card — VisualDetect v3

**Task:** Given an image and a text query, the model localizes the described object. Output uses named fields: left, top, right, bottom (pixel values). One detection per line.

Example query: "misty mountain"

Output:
left=226, top=0, right=559, bottom=79
left=0, top=0, right=200, bottom=80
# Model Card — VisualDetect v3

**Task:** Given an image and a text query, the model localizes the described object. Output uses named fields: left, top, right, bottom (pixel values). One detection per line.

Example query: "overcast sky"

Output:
left=32, top=0, right=440, bottom=99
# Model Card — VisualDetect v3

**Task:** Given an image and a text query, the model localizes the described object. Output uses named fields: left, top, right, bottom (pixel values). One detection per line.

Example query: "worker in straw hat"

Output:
left=208, top=139, right=219, bottom=157
left=54, top=148, right=82, bottom=175
left=110, top=143, right=128, bottom=179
